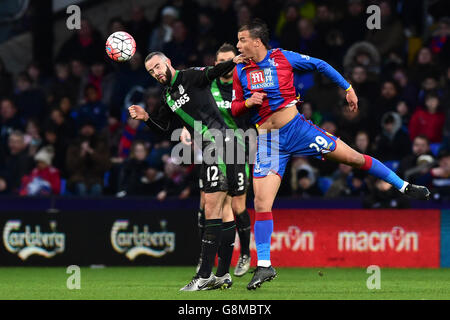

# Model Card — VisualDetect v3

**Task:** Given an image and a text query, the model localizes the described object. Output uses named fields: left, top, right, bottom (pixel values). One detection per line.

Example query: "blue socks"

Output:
left=360, top=155, right=407, bottom=191
left=254, top=212, right=273, bottom=267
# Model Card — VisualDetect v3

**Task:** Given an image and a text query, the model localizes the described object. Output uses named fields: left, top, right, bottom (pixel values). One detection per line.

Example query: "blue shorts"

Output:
left=253, top=113, right=338, bottom=178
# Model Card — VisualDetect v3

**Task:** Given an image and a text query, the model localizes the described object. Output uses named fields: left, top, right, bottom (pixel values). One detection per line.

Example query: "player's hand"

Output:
left=233, top=54, right=248, bottom=64
left=180, top=127, right=192, bottom=145
left=346, top=87, right=358, bottom=112
left=246, top=92, right=266, bottom=107
left=128, top=105, right=149, bottom=121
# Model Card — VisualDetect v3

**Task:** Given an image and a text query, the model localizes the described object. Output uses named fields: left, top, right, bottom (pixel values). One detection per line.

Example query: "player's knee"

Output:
left=232, top=198, right=246, bottom=214
left=346, top=153, right=365, bottom=168
left=254, top=195, right=272, bottom=213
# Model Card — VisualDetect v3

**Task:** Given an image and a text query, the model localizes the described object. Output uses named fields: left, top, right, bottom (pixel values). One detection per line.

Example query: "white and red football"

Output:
left=105, top=31, right=136, bottom=62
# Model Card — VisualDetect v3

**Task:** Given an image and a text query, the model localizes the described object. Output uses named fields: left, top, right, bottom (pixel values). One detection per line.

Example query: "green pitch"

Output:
left=0, top=266, right=449, bottom=300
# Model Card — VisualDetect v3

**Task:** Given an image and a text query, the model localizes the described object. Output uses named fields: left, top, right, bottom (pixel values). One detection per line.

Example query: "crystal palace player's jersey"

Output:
left=144, top=60, right=236, bottom=147
left=232, top=48, right=351, bottom=127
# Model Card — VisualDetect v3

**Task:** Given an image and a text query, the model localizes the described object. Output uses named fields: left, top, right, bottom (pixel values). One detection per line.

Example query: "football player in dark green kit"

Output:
left=181, top=44, right=254, bottom=279
left=129, top=50, right=249, bottom=291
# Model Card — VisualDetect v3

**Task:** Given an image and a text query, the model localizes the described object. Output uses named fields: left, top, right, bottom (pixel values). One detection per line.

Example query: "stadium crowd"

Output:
left=0, top=0, right=449, bottom=206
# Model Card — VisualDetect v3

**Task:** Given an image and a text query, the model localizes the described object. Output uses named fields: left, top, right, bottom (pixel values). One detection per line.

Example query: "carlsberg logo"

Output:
left=3, top=220, right=65, bottom=260
left=111, top=220, right=175, bottom=260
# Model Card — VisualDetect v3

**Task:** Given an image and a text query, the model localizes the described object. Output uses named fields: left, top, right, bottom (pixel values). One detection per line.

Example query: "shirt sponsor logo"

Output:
left=249, top=68, right=275, bottom=90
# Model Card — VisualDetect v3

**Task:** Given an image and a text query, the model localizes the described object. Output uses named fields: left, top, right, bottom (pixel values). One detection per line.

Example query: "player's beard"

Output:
left=160, top=65, right=172, bottom=86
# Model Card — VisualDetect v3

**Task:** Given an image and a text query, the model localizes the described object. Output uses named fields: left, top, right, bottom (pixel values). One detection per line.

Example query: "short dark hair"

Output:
left=215, top=43, right=238, bottom=60
left=238, top=18, right=270, bottom=49
left=144, top=52, right=168, bottom=64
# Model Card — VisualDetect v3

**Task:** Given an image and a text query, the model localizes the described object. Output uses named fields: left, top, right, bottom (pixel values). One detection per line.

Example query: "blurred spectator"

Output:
left=326, top=163, right=367, bottom=198
left=397, top=135, right=434, bottom=183
left=66, top=121, right=110, bottom=196
left=0, top=57, right=13, bottom=99
left=168, top=0, right=199, bottom=32
left=365, top=0, right=405, bottom=58
left=57, top=18, right=105, bottom=65
left=392, top=67, right=419, bottom=109
left=428, top=17, right=450, bottom=58
left=48, top=107, right=76, bottom=142
left=320, top=120, right=337, bottom=137
left=26, top=61, right=46, bottom=90
left=116, top=141, right=160, bottom=197
left=369, top=80, right=400, bottom=136
left=395, top=100, right=411, bottom=128
left=148, top=6, right=178, bottom=52
left=14, top=72, right=47, bottom=122
left=108, top=16, right=126, bottom=35
left=340, top=0, right=366, bottom=49
left=125, top=5, right=152, bottom=56
left=290, top=158, right=321, bottom=198
left=212, top=0, right=238, bottom=44
left=69, top=59, right=88, bottom=106
left=79, top=60, right=116, bottom=108
left=162, top=20, right=197, bottom=68
left=278, top=3, right=300, bottom=52
left=314, top=3, right=345, bottom=64
left=353, top=130, right=373, bottom=155
left=23, top=118, right=42, bottom=157
left=349, top=65, right=379, bottom=102
left=110, top=51, right=154, bottom=118
left=408, top=93, right=445, bottom=143
left=343, top=41, right=381, bottom=77
left=417, top=74, right=443, bottom=105
left=2, top=130, right=34, bottom=194
left=0, top=98, right=23, bottom=154
left=19, top=146, right=60, bottom=196
left=296, top=18, right=321, bottom=57
left=304, top=73, right=340, bottom=119
left=46, top=62, right=80, bottom=107
left=409, top=47, right=441, bottom=87
left=374, top=112, right=411, bottom=161
left=74, top=84, right=109, bottom=131
left=117, top=117, right=143, bottom=160
left=237, top=5, right=252, bottom=28
left=42, top=125, right=68, bottom=179
left=421, top=149, right=450, bottom=199
left=196, top=8, right=218, bottom=58
left=157, top=155, right=195, bottom=201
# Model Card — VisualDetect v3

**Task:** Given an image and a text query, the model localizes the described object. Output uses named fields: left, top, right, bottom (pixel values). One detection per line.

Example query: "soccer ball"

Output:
left=105, top=31, right=136, bottom=62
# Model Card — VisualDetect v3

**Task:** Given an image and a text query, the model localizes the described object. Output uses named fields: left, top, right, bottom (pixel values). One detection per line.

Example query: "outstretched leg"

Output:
left=325, top=139, right=430, bottom=199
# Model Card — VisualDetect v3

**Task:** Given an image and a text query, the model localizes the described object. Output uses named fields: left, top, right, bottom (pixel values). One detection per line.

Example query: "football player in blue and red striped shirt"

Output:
left=231, top=19, right=431, bottom=290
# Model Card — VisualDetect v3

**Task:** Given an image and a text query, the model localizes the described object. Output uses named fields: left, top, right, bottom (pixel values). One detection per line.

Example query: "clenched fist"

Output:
left=128, top=105, right=149, bottom=121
